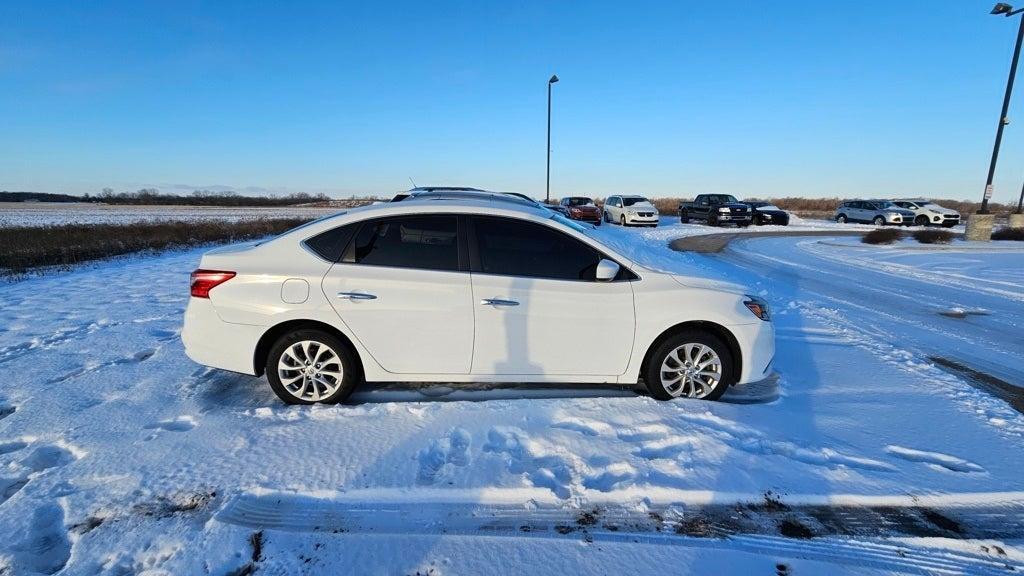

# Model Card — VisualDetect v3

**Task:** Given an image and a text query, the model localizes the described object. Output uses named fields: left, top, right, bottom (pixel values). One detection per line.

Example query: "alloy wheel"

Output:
left=659, top=343, right=722, bottom=398
left=277, top=340, right=344, bottom=402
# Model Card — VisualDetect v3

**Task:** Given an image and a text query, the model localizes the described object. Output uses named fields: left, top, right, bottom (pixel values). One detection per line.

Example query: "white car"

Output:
left=182, top=197, right=774, bottom=404
left=891, top=199, right=961, bottom=228
left=602, top=195, right=660, bottom=227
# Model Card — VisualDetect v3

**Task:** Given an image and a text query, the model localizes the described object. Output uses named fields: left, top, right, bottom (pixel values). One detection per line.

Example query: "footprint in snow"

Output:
left=10, top=503, right=71, bottom=575
left=417, top=428, right=471, bottom=485
left=144, top=416, right=197, bottom=437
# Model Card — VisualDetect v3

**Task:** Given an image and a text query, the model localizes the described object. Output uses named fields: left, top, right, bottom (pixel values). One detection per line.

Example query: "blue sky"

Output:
left=2, top=1, right=1024, bottom=202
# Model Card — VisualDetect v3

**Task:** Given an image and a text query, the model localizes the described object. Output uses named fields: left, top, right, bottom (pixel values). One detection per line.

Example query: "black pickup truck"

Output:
left=678, top=194, right=752, bottom=226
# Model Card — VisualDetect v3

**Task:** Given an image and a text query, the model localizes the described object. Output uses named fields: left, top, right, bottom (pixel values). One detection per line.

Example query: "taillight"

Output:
left=190, top=269, right=236, bottom=298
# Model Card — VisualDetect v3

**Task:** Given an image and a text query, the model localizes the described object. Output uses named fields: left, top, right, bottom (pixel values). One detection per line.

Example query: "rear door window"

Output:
left=347, top=215, right=459, bottom=272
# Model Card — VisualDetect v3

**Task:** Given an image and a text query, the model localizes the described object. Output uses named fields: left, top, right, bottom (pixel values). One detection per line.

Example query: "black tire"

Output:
left=873, top=216, right=885, bottom=226
left=738, top=221, right=751, bottom=228
left=644, top=329, right=735, bottom=401
left=594, top=218, right=601, bottom=227
left=680, top=210, right=689, bottom=223
left=914, top=215, right=929, bottom=226
left=836, top=214, right=848, bottom=223
left=265, top=329, right=361, bottom=405
left=620, top=214, right=627, bottom=226
left=603, top=211, right=611, bottom=223
left=709, top=215, right=718, bottom=227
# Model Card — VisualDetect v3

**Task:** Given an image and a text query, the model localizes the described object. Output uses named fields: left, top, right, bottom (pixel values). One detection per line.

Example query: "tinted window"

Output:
left=473, top=217, right=602, bottom=281
left=349, top=215, right=459, bottom=271
left=304, top=222, right=359, bottom=262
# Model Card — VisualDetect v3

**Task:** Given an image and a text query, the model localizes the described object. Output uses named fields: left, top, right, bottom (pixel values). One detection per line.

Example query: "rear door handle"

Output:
left=337, top=292, right=377, bottom=300
left=481, top=298, right=519, bottom=307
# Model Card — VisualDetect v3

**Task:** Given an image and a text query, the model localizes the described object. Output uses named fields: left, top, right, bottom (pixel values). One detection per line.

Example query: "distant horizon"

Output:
left=3, top=187, right=1019, bottom=205
left=6, top=2, right=1024, bottom=204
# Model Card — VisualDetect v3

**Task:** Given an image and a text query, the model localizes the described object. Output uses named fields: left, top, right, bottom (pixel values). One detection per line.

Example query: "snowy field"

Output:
left=0, top=203, right=340, bottom=227
left=0, top=218, right=1022, bottom=574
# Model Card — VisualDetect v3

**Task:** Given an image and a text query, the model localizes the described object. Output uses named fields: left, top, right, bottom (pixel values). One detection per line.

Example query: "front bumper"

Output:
left=624, top=212, right=659, bottom=225
left=181, top=298, right=263, bottom=375
left=568, top=212, right=602, bottom=223
left=715, top=213, right=752, bottom=223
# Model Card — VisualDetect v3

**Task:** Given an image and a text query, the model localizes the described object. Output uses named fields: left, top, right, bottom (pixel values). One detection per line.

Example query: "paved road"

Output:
left=670, top=230, right=867, bottom=253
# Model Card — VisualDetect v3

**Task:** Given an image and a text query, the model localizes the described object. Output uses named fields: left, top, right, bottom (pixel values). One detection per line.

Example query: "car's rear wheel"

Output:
left=645, top=330, right=734, bottom=401
left=266, top=329, right=361, bottom=404
left=836, top=214, right=847, bottom=223
left=873, top=216, right=885, bottom=226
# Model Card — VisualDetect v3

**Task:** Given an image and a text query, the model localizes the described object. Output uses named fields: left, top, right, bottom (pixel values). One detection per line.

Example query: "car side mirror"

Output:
left=596, top=259, right=620, bottom=282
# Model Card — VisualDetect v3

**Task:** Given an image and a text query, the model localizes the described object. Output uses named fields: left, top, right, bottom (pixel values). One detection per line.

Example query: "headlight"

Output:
left=744, top=296, right=770, bottom=321
left=718, top=207, right=730, bottom=213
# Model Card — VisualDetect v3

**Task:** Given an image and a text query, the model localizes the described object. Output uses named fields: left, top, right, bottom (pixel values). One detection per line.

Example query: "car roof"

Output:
left=408, top=186, right=487, bottom=193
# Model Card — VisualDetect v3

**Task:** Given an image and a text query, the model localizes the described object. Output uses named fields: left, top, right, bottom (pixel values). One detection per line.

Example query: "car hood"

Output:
left=926, top=205, right=959, bottom=215
left=671, top=274, right=749, bottom=296
left=624, top=202, right=656, bottom=210
left=753, top=205, right=784, bottom=212
left=717, top=203, right=750, bottom=211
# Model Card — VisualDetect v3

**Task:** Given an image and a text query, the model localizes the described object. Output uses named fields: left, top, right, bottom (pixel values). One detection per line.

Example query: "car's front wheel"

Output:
left=620, top=214, right=627, bottom=226
left=873, top=216, right=885, bottom=226
left=836, top=214, right=848, bottom=223
left=645, top=330, right=734, bottom=401
left=914, top=215, right=929, bottom=226
left=680, top=210, right=689, bottom=223
left=266, top=329, right=361, bottom=404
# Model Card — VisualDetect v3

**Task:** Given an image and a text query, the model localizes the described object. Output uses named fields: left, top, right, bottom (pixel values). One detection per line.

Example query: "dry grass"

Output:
left=912, top=229, right=955, bottom=244
left=861, top=228, right=903, bottom=245
left=992, top=227, right=1024, bottom=241
left=0, top=218, right=312, bottom=275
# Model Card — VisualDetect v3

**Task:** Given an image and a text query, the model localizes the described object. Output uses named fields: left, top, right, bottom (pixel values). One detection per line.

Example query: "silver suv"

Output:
left=892, top=199, right=961, bottom=228
left=834, top=200, right=915, bottom=226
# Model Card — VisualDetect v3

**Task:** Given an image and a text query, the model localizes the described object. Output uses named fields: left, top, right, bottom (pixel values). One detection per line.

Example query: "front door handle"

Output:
left=481, top=298, right=519, bottom=307
left=337, top=292, right=377, bottom=300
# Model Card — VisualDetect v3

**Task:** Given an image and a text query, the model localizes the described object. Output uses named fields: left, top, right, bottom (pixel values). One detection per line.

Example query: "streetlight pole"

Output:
left=981, top=3, right=1024, bottom=214
left=546, top=74, right=559, bottom=203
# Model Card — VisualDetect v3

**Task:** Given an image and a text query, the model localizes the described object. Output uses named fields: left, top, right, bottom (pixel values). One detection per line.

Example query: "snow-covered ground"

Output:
left=0, top=202, right=340, bottom=227
left=0, top=219, right=1022, bottom=574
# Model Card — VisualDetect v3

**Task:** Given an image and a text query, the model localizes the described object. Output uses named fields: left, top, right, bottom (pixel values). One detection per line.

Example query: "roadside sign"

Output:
left=984, top=184, right=994, bottom=200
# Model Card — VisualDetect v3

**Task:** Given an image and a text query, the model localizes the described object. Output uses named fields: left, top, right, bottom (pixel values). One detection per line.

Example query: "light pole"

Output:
left=981, top=3, right=1024, bottom=215
left=546, top=74, right=559, bottom=203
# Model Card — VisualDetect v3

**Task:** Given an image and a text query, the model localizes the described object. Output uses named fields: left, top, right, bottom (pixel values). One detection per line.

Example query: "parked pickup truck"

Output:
left=679, top=194, right=752, bottom=226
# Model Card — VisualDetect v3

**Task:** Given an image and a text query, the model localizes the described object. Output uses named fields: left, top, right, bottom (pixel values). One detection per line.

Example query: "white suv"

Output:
left=891, top=199, right=961, bottom=228
left=603, top=195, right=659, bottom=227
left=182, top=198, right=773, bottom=404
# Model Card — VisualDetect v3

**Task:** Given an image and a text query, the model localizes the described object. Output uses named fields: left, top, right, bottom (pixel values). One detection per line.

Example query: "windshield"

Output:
left=709, top=194, right=739, bottom=204
left=622, top=197, right=650, bottom=207
left=878, top=201, right=898, bottom=209
left=565, top=197, right=592, bottom=206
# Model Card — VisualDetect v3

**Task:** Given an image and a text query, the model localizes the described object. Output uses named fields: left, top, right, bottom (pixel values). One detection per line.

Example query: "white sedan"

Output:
left=182, top=196, right=774, bottom=404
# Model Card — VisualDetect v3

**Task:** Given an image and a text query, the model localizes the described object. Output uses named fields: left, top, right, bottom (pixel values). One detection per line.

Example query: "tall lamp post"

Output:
left=546, top=74, right=559, bottom=203
left=981, top=3, right=1024, bottom=215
